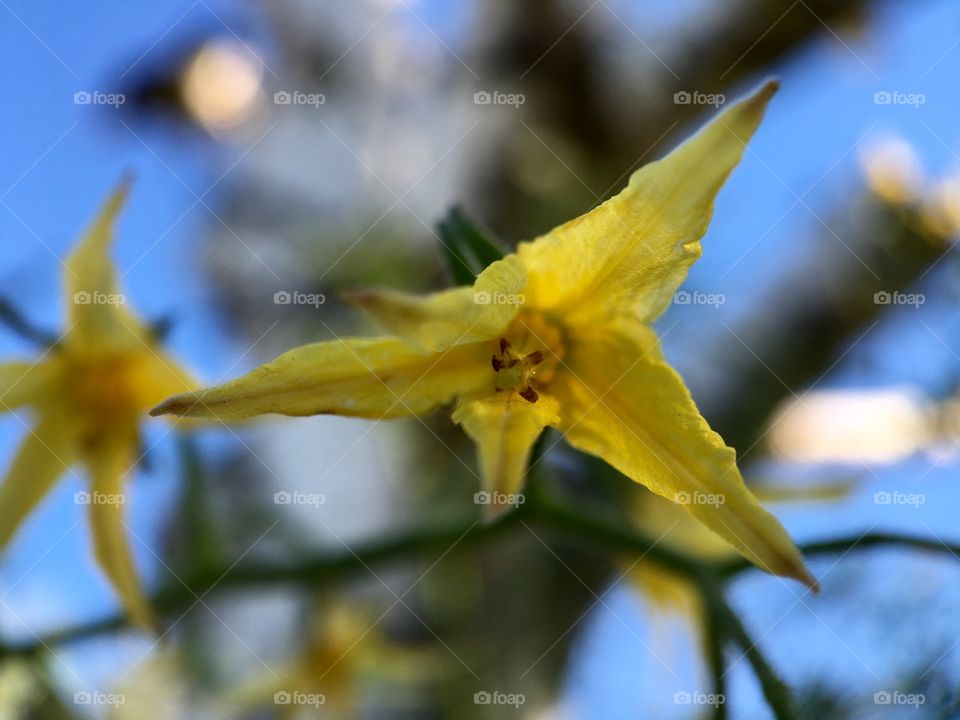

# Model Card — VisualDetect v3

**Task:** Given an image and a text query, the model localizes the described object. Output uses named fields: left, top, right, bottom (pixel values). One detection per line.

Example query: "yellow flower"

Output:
left=0, top=181, right=195, bottom=630
left=152, top=81, right=816, bottom=590
left=225, top=598, right=443, bottom=718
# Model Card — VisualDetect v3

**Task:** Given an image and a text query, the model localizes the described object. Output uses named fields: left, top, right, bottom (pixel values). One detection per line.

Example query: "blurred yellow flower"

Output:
left=227, top=598, right=442, bottom=718
left=0, top=181, right=195, bottom=630
left=153, top=81, right=816, bottom=590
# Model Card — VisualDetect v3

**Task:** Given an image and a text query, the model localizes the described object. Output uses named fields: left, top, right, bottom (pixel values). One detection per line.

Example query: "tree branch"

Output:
left=718, top=531, right=960, bottom=580
left=5, top=505, right=958, bottom=720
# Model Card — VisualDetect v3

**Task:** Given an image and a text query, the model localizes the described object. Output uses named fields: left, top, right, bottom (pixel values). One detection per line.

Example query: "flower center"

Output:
left=63, top=352, right=145, bottom=445
left=490, top=313, right=564, bottom=403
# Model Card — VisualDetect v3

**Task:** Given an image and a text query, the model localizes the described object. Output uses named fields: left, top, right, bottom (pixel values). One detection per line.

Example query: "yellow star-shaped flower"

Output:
left=153, top=81, right=816, bottom=590
left=0, top=181, right=195, bottom=629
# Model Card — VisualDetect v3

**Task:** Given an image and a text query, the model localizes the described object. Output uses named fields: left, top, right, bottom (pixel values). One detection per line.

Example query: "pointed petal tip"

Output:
left=786, top=558, right=819, bottom=594
left=341, top=288, right=378, bottom=310
left=148, top=403, right=168, bottom=417
left=757, top=77, right=780, bottom=100
left=149, top=397, right=184, bottom=417
left=738, top=78, right=779, bottom=116
left=480, top=501, right=510, bottom=524
left=106, top=174, right=134, bottom=212
left=802, top=569, right=821, bottom=594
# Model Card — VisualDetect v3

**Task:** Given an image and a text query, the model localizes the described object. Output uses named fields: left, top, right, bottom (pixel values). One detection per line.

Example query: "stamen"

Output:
left=518, top=386, right=539, bottom=403
left=493, top=336, right=546, bottom=403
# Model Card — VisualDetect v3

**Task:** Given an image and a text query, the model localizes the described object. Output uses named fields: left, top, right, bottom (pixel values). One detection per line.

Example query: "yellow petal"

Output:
left=553, top=317, right=817, bottom=590
left=151, top=337, right=491, bottom=421
left=130, top=348, right=198, bottom=410
left=64, top=179, right=148, bottom=351
left=518, top=80, right=778, bottom=324
left=0, top=360, right=60, bottom=413
left=345, top=255, right=526, bottom=351
left=453, top=392, right=559, bottom=520
left=85, top=436, right=155, bottom=632
left=0, top=413, right=75, bottom=549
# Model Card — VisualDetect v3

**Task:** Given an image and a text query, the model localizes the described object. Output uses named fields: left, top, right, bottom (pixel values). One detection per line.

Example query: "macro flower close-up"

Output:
left=1, top=2, right=959, bottom=719
left=152, top=81, right=817, bottom=593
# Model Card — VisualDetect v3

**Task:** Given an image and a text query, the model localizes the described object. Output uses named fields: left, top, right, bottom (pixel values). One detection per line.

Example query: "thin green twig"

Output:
left=2, top=500, right=957, bottom=720
left=718, top=531, right=960, bottom=580
left=707, top=585, right=801, bottom=720
left=701, top=590, right=729, bottom=720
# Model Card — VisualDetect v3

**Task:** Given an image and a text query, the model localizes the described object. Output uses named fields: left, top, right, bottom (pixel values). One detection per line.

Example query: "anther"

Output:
left=518, top=385, right=539, bottom=403
left=526, top=350, right=544, bottom=365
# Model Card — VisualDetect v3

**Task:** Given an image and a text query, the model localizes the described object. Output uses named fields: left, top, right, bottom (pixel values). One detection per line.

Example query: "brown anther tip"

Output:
left=499, top=338, right=510, bottom=354
left=526, top=350, right=544, bottom=365
left=494, top=386, right=504, bottom=392
left=518, top=386, right=539, bottom=403
left=491, top=356, right=504, bottom=371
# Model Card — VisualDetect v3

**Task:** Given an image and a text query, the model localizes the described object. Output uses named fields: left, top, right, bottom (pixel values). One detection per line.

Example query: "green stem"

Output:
left=0, top=509, right=525, bottom=655
left=718, top=531, right=960, bottom=580
left=701, top=591, right=729, bottom=720
left=177, top=434, right=222, bottom=573
left=526, top=496, right=705, bottom=577
left=707, top=587, right=800, bottom=720
left=4, top=503, right=958, bottom=720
